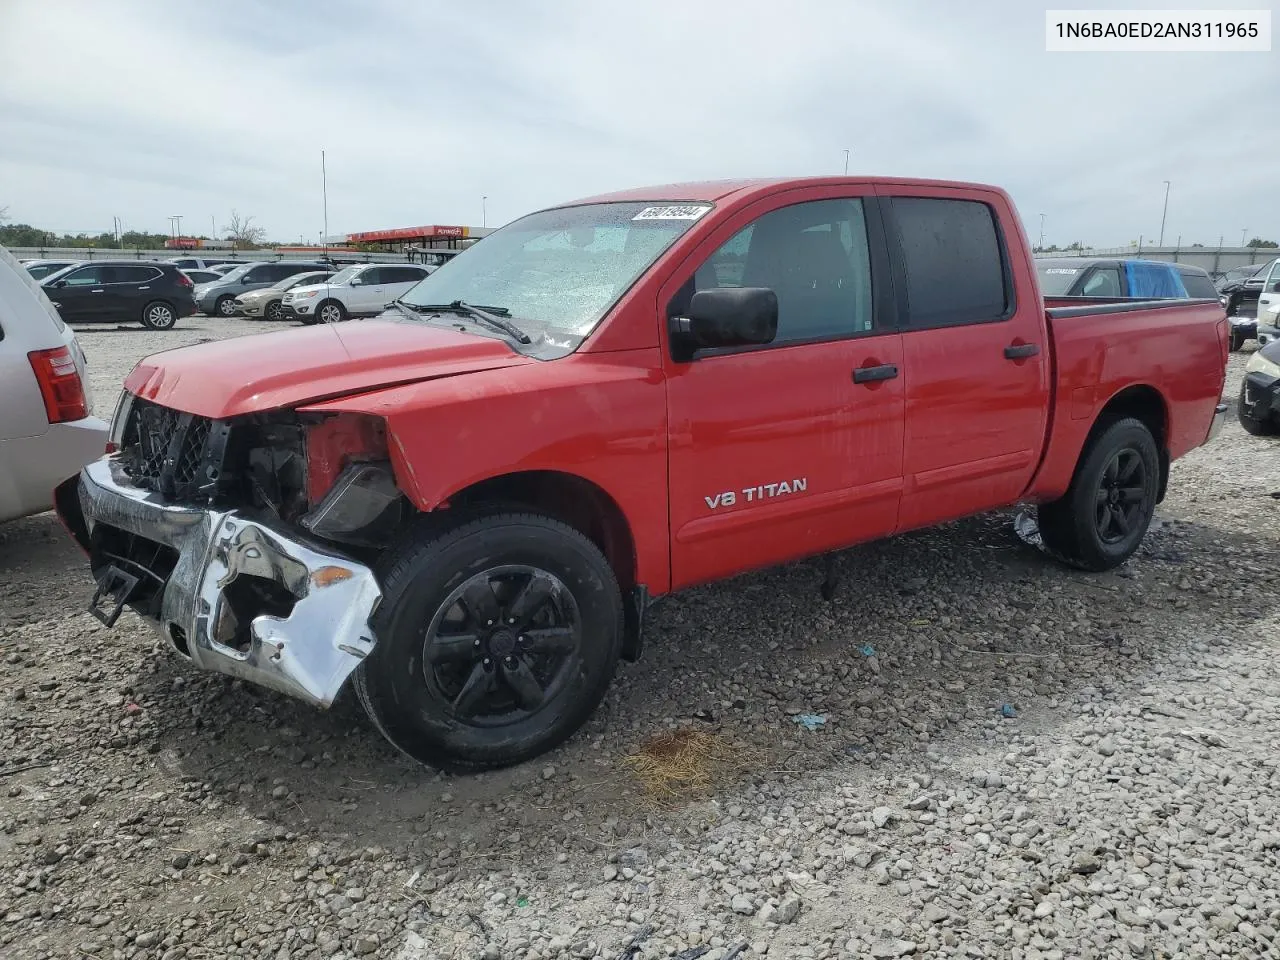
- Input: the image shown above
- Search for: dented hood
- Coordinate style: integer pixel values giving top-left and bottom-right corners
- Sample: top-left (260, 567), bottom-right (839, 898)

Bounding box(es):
top-left (124, 319), bottom-right (533, 419)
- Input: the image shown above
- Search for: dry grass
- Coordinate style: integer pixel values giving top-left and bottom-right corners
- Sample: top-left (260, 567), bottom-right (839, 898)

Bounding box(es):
top-left (622, 729), bottom-right (744, 805)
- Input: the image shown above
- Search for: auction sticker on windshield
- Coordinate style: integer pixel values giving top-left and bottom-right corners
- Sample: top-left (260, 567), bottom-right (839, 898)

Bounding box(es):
top-left (632, 204), bottom-right (711, 221)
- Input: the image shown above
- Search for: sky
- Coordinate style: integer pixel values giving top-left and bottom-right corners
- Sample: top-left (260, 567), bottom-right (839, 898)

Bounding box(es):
top-left (0, 0), bottom-right (1276, 249)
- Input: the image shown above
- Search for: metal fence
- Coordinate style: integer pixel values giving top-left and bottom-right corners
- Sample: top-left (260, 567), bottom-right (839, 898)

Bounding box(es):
top-left (6, 246), bottom-right (411, 263)
top-left (1033, 245), bottom-right (1277, 274)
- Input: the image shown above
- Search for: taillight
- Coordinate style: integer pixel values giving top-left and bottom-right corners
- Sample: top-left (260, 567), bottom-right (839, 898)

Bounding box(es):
top-left (177, 273), bottom-right (194, 288)
top-left (28, 346), bottom-right (89, 423)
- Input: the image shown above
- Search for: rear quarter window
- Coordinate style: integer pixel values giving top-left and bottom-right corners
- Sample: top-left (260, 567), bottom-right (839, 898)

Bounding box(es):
top-left (1179, 272), bottom-right (1217, 298)
top-left (890, 197), bottom-right (1009, 326)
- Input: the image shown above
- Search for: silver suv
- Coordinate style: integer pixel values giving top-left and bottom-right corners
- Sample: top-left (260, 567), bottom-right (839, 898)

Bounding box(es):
top-left (193, 261), bottom-right (333, 317)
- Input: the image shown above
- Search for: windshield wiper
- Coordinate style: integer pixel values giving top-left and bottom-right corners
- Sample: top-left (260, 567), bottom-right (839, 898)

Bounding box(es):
top-left (414, 300), bottom-right (532, 344)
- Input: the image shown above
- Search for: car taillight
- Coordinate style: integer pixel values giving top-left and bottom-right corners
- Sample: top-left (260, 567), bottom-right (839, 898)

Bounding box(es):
top-left (28, 346), bottom-right (89, 423)
top-left (177, 273), bottom-right (194, 288)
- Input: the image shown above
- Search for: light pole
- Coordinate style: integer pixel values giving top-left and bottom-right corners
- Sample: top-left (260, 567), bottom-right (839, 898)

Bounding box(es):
top-left (322, 150), bottom-right (329, 258)
top-left (1241, 228), bottom-right (1248, 247)
top-left (173, 215), bottom-right (182, 238)
top-left (842, 149), bottom-right (850, 175)
top-left (482, 195), bottom-right (487, 228)
top-left (1158, 181), bottom-right (1170, 246)
top-left (1038, 213), bottom-right (1046, 250)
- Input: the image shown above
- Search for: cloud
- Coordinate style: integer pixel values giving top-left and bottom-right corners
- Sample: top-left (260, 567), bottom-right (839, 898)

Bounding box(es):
top-left (0, 0), bottom-right (1276, 247)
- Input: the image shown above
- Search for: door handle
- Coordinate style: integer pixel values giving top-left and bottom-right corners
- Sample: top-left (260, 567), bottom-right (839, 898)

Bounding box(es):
top-left (852, 363), bottom-right (899, 384)
top-left (1004, 343), bottom-right (1040, 360)
top-left (90, 288), bottom-right (105, 293)
top-left (138, 286), bottom-right (150, 290)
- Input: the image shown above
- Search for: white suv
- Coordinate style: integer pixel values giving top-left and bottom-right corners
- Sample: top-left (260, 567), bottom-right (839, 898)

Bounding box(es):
top-left (282, 263), bottom-right (431, 325)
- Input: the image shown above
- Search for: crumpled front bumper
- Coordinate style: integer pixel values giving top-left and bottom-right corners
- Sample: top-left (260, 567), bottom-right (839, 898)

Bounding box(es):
top-left (58, 457), bottom-right (382, 707)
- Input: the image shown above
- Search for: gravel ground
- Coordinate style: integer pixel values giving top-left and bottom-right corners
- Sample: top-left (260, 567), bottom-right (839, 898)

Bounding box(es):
top-left (2, 319), bottom-right (1278, 960)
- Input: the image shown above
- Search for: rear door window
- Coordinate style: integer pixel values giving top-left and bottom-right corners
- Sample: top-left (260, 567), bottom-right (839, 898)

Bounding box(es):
top-left (1081, 267), bottom-right (1122, 297)
top-left (113, 266), bottom-right (162, 284)
top-left (889, 197), bottom-right (1009, 326)
top-left (1178, 271), bottom-right (1217, 298)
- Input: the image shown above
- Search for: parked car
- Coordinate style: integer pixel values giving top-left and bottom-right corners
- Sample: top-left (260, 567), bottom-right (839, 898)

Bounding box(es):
top-left (24, 259), bottom-right (82, 281)
top-left (209, 263), bottom-right (243, 275)
top-left (0, 245), bottom-right (108, 522)
top-left (1171, 263), bottom-right (1218, 299)
top-left (165, 256), bottom-right (241, 271)
top-left (194, 261), bottom-right (333, 317)
top-left (1216, 259), bottom-right (1276, 348)
top-left (41, 260), bottom-right (195, 329)
top-left (236, 270), bottom-right (334, 320)
top-left (1035, 257), bottom-right (1199, 299)
top-left (1254, 259), bottom-right (1280, 347)
top-left (1238, 338), bottom-right (1280, 435)
top-left (181, 269), bottom-right (224, 286)
top-left (281, 263), bottom-right (431, 324)
top-left (56, 177), bottom-right (1228, 771)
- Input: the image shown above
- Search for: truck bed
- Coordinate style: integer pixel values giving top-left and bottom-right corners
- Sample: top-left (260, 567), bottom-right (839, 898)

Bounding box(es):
top-left (1027, 296), bottom-right (1228, 502)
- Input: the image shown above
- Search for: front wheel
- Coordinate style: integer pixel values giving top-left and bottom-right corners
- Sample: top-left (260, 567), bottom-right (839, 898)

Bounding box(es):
top-left (264, 299), bottom-right (284, 321)
top-left (1036, 417), bottom-right (1160, 571)
top-left (353, 512), bottom-right (623, 771)
top-left (140, 300), bottom-right (177, 330)
top-left (317, 299), bottom-right (347, 324)
top-left (215, 295), bottom-right (238, 317)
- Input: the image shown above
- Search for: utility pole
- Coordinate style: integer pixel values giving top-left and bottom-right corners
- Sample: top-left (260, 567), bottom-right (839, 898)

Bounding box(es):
top-left (1241, 228), bottom-right (1248, 247)
top-left (1158, 181), bottom-right (1170, 246)
top-left (173, 215), bottom-right (182, 238)
top-left (843, 149), bottom-right (850, 175)
top-left (211, 215), bottom-right (217, 240)
top-left (322, 150), bottom-right (329, 259)
top-left (1038, 213), bottom-right (1046, 250)
top-left (482, 195), bottom-right (487, 228)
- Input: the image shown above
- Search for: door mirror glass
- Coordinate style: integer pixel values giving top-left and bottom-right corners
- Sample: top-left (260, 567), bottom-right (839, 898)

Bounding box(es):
top-left (672, 287), bottom-right (778, 352)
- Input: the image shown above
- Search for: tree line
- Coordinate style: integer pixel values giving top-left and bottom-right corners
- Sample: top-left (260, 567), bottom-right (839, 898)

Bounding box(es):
top-left (0, 206), bottom-right (271, 249)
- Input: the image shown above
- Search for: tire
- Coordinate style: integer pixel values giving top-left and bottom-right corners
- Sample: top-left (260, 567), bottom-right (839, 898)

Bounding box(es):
top-left (1238, 381), bottom-right (1278, 436)
top-left (1036, 417), bottom-right (1160, 572)
top-left (353, 511), bottom-right (623, 771)
top-left (215, 295), bottom-right (238, 318)
top-left (317, 299), bottom-right (347, 324)
top-left (1229, 329), bottom-right (1246, 352)
top-left (265, 299), bottom-right (283, 321)
top-left (140, 300), bottom-right (177, 330)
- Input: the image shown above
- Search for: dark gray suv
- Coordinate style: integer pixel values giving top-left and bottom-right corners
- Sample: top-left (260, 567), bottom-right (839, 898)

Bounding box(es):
top-left (193, 261), bottom-right (333, 317)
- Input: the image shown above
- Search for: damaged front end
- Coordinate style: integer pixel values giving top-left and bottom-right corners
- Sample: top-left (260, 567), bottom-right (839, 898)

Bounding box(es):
top-left (56, 394), bottom-right (402, 707)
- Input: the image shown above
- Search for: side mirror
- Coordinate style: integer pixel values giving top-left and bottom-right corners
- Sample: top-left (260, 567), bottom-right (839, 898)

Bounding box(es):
top-left (49, 279), bottom-right (67, 289)
top-left (349, 276), bottom-right (364, 286)
top-left (1271, 281), bottom-right (1280, 293)
top-left (671, 287), bottom-right (778, 356)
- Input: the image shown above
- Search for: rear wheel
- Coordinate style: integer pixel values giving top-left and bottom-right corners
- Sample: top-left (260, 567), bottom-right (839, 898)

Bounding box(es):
top-left (265, 299), bottom-right (284, 321)
top-left (317, 299), bottom-right (347, 324)
top-left (1037, 417), bottom-right (1160, 571)
top-left (1238, 381), bottom-right (1278, 436)
top-left (140, 300), bottom-right (177, 330)
top-left (354, 512), bottom-right (623, 771)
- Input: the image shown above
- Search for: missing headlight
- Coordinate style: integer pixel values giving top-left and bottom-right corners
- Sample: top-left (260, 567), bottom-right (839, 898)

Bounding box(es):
top-left (300, 461), bottom-right (402, 543)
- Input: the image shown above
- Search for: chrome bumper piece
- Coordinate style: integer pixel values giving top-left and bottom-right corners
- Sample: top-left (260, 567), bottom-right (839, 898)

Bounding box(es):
top-left (75, 457), bottom-right (381, 707)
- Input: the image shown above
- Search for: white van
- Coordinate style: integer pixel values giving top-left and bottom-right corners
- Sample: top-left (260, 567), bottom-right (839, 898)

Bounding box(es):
top-left (0, 244), bottom-right (110, 522)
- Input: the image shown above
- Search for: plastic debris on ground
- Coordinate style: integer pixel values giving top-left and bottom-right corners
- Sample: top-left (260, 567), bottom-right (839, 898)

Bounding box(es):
top-left (793, 713), bottom-right (827, 731)
top-left (859, 644), bottom-right (876, 657)
top-left (1000, 703), bottom-right (1018, 718)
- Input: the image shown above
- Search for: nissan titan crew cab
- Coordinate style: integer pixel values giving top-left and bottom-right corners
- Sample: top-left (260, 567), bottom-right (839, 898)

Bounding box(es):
top-left (56, 177), bottom-right (1231, 771)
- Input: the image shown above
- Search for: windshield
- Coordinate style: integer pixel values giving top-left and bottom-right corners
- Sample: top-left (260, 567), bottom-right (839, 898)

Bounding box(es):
top-left (1036, 263), bottom-right (1083, 295)
top-left (216, 264), bottom-right (251, 283)
top-left (323, 266), bottom-right (360, 285)
top-left (398, 201), bottom-right (711, 352)
top-left (27, 262), bottom-right (75, 281)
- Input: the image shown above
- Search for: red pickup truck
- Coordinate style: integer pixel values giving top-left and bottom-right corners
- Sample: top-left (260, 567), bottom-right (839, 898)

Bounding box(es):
top-left (57, 177), bottom-right (1229, 771)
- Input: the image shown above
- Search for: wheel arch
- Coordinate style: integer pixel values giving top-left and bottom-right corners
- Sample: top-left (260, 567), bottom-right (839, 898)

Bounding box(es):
top-left (1089, 383), bottom-right (1170, 501)
top-left (437, 469), bottom-right (643, 658)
